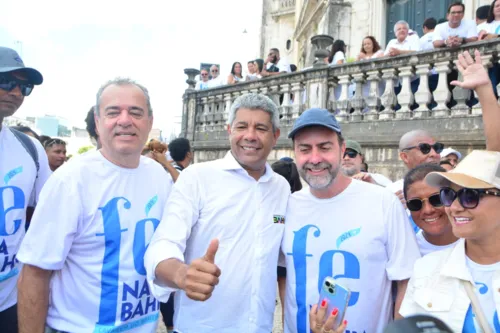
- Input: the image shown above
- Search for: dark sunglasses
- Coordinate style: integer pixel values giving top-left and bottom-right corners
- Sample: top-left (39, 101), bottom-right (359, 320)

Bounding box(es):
top-left (211, 69), bottom-right (218, 73)
top-left (440, 187), bottom-right (500, 209)
top-left (402, 142), bottom-right (444, 155)
top-left (343, 150), bottom-right (358, 159)
top-left (43, 138), bottom-right (66, 148)
top-left (0, 76), bottom-right (34, 96)
top-left (407, 194), bottom-right (443, 212)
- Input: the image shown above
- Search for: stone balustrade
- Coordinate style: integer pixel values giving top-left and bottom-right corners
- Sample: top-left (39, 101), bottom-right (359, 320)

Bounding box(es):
top-left (181, 40), bottom-right (498, 179)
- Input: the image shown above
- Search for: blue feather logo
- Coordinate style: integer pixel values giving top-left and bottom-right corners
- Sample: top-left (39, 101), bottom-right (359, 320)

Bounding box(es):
top-left (4, 167), bottom-right (23, 185)
top-left (336, 227), bottom-right (361, 249)
top-left (145, 195), bottom-right (158, 217)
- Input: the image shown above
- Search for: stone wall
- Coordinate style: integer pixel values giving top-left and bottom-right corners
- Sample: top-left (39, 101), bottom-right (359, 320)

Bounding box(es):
top-left (192, 114), bottom-right (486, 182)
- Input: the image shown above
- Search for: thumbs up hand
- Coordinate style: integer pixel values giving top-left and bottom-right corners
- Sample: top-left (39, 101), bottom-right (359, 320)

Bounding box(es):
top-left (183, 239), bottom-right (221, 301)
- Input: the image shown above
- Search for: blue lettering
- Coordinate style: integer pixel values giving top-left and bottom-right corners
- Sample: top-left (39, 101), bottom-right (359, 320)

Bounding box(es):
top-left (96, 197), bottom-right (130, 326)
top-left (144, 297), bottom-right (158, 314)
top-left (138, 279), bottom-right (150, 298)
top-left (1, 254), bottom-right (17, 272)
top-left (131, 301), bottom-right (144, 319)
top-left (494, 311), bottom-right (499, 332)
top-left (122, 281), bottom-right (139, 302)
top-left (0, 186), bottom-right (25, 236)
top-left (289, 224), bottom-right (320, 333)
top-left (0, 240), bottom-right (7, 255)
top-left (133, 218), bottom-right (160, 275)
top-left (318, 250), bottom-right (360, 306)
top-left (120, 302), bottom-right (133, 322)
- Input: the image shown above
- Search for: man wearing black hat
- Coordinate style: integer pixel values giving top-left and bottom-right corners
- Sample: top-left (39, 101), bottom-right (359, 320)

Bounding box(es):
top-left (280, 108), bottom-right (421, 333)
top-left (0, 46), bottom-right (50, 333)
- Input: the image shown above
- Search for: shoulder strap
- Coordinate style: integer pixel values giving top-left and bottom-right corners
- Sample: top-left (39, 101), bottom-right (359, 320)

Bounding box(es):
top-left (10, 128), bottom-right (40, 175)
top-left (462, 280), bottom-right (493, 333)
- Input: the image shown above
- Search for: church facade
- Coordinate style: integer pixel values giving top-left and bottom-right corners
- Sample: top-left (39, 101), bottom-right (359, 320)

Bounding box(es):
top-left (260, 0), bottom-right (490, 68)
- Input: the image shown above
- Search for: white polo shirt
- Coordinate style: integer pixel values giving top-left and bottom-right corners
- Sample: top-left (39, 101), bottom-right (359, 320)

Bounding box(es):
top-left (384, 37), bottom-right (421, 55)
top-left (145, 151), bottom-right (290, 333)
top-left (433, 20), bottom-right (478, 42)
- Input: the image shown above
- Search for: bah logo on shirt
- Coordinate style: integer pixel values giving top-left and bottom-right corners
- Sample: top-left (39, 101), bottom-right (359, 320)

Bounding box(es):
top-left (273, 215), bottom-right (285, 224)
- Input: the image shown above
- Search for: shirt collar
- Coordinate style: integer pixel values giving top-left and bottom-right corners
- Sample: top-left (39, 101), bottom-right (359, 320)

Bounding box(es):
top-left (220, 151), bottom-right (274, 183)
top-left (439, 238), bottom-right (474, 283)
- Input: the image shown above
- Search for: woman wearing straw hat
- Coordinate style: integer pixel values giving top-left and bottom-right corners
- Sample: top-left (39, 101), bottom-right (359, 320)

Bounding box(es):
top-left (399, 150), bottom-right (500, 332)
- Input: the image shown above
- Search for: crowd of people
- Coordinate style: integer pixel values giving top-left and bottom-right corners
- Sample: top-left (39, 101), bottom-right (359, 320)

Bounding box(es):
top-left (2, 2), bottom-right (500, 333)
top-left (196, 1), bottom-right (500, 111)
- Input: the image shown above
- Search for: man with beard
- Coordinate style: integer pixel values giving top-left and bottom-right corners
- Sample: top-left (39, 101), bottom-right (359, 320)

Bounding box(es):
top-left (341, 139), bottom-right (392, 187)
top-left (262, 48), bottom-right (291, 77)
top-left (280, 108), bottom-right (420, 333)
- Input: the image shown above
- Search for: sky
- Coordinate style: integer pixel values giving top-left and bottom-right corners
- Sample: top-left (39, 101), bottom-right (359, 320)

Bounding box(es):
top-left (0, 0), bottom-right (262, 138)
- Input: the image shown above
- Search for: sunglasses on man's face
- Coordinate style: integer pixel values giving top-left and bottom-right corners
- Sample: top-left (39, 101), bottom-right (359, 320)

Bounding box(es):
top-left (402, 142), bottom-right (444, 155)
top-left (0, 76), bottom-right (34, 96)
top-left (343, 150), bottom-right (359, 159)
top-left (407, 194), bottom-right (443, 212)
top-left (440, 187), bottom-right (500, 209)
top-left (211, 69), bottom-right (218, 73)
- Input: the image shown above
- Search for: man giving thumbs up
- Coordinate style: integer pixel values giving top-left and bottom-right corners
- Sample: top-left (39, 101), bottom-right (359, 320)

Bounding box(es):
top-left (144, 94), bottom-right (290, 333)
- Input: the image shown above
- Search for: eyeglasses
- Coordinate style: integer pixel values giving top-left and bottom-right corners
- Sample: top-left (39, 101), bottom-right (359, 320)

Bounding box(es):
top-left (211, 69), bottom-right (218, 73)
top-left (0, 76), bottom-right (34, 96)
top-left (343, 150), bottom-right (359, 159)
top-left (450, 11), bottom-right (464, 15)
top-left (440, 187), bottom-right (500, 209)
top-left (407, 194), bottom-right (443, 212)
top-left (402, 142), bottom-right (444, 155)
top-left (43, 138), bottom-right (66, 148)
top-left (201, 74), bottom-right (208, 76)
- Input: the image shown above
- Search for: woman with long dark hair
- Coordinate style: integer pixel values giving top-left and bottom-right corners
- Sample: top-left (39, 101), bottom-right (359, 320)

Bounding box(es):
top-left (479, 0), bottom-right (500, 39)
top-left (227, 62), bottom-right (244, 84)
top-left (327, 40), bottom-right (346, 65)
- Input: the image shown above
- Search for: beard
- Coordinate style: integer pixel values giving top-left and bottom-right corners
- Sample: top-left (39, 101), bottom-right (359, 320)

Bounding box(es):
top-left (341, 165), bottom-right (358, 177)
top-left (299, 161), bottom-right (340, 190)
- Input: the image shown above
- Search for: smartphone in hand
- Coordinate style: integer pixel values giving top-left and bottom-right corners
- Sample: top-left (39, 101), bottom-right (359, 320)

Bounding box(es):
top-left (317, 277), bottom-right (351, 329)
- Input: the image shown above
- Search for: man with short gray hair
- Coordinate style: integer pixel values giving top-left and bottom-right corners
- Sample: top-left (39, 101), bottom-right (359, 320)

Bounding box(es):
top-left (145, 93), bottom-right (290, 332)
top-left (385, 20), bottom-right (421, 57)
top-left (17, 78), bottom-right (173, 333)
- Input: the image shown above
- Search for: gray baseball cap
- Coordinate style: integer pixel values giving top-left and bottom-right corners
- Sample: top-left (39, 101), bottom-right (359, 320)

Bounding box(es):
top-left (0, 47), bottom-right (43, 85)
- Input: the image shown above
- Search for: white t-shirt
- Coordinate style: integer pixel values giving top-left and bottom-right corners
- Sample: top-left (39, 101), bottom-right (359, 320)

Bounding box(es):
top-left (483, 20), bottom-right (500, 35)
top-left (477, 21), bottom-right (490, 33)
top-left (415, 231), bottom-right (457, 256)
top-left (0, 126), bottom-right (51, 311)
top-left (420, 32), bottom-right (435, 51)
top-left (433, 20), bottom-right (478, 41)
top-left (17, 151), bottom-right (172, 332)
top-left (281, 180), bottom-right (421, 333)
top-left (330, 51), bottom-right (345, 65)
top-left (195, 80), bottom-right (209, 90)
top-left (463, 257), bottom-right (500, 331)
top-left (206, 75), bottom-right (225, 88)
top-left (370, 173), bottom-right (393, 187)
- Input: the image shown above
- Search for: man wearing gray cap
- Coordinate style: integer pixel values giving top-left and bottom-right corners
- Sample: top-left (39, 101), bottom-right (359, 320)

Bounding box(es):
top-left (280, 108), bottom-right (420, 333)
top-left (341, 139), bottom-right (393, 187)
top-left (0, 46), bottom-right (50, 333)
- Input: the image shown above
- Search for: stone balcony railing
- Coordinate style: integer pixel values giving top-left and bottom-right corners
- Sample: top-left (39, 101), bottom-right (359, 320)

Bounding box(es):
top-left (180, 40), bottom-right (498, 178)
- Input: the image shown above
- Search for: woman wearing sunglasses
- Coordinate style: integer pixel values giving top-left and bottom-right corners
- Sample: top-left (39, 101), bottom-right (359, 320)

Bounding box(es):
top-left (400, 150), bottom-right (500, 332)
top-left (403, 164), bottom-right (458, 256)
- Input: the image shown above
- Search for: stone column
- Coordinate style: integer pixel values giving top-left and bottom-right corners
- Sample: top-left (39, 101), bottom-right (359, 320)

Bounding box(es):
top-left (472, 54), bottom-right (493, 115)
top-left (380, 68), bottom-right (398, 120)
top-left (280, 83), bottom-right (292, 125)
top-left (336, 74), bottom-right (351, 122)
top-left (327, 78), bottom-right (338, 113)
top-left (201, 96), bottom-right (209, 132)
top-left (413, 64), bottom-right (432, 118)
top-left (364, 70), bottom-right (382, 120)
top-left (269, 85), bottom-right (281, 106)
top-left (396, 65), bottom-right (415, 119)
top-left (214, 94), bottom-right (224, 131)
top-left (432, 60), bottom-right (452, 117)
top-left (291, 82), bottom-right (303, 121)
top-left (223, 93), bottom-right (232, 128)
top-left (350, 73), bottom-right (366, 121)
top-left (451, 70), bottom-right (471, 117)
top-left (307, 78), bottom-right (329, 109)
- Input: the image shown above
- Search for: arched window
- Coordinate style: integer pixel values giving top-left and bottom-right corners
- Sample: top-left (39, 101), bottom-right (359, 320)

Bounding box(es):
top-left (386, 0), bottom-right (455, 42)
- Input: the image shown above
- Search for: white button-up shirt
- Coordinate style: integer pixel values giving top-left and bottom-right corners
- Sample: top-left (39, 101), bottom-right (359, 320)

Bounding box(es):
top-left (400, 238), bottom-right (500, 332)
top-left (384, 36), bottom-right (421, 56)
top-left (145, 151), bottom-right (290, 333)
